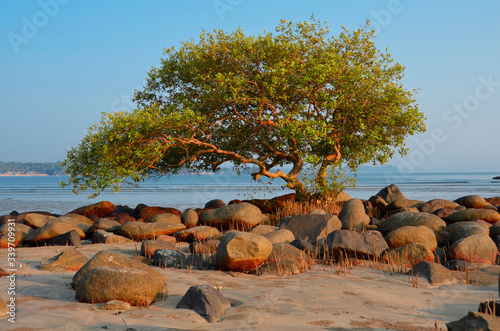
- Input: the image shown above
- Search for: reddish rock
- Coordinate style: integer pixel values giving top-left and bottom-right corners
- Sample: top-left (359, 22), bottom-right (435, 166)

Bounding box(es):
top-left (215, 232), bottom-right (272, 272)
top-left (384, 225), bottom-right (437, 252)
top-left (446, 234), bottom-right (498, 264)
top-left (115, 222), bottom-right (185, 240)
top-left (114, 214), bottom-right (137, 224)
top-left (155, 235), bottom-right (177, 243)
top-left (382, 243), bottom-right (435, 266)
top-left (140, 239), bottom-right (178, 258)
top-left (421, 199), bottom-right (460, 214)
top-left (38, 248), bottom-right (89, 272)
top-left (139, 207), bottom-right (181, 222)
top-left (445, 209), bottom-right (500, 225)
top-left (24, 217), bottom-right (86, 245)
top-left (0, 223), bottom-right (33, 248)
top-left (433, 208), bottom-right (456, 219)
top-left (69, 201), bottom-right (116, 217)
top-left (149, 213), bottom-right (182, 224)
top-left (174, 226), bottom-right (220, 243)
top-left (199, 203), bottom-right (264, 230)
top-left (454, 195), bottom-right (488, 209)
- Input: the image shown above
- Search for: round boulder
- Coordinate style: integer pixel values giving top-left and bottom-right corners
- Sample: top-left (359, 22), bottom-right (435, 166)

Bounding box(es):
top-left (24, 217), bottom-right (86, 245)
top-left (140, 240), bottom-right (178, 258)
top-left (181, 209), bottom-right (199, 228)
top-left (263, 229), bottom-right (295, 244)
top-left (382, 243), bottom-right (435, 266)
top-left (446, 234), bottom-right (498, 264)
top-left (384, 225), bottom-right (437, 252)
top-left (454, 195), bottom-right (488, 209)
top-left (215, 232), bottom-right (272, 272)
top-left (115, 222), bottom-right (185, 240)
top-left (338, 198), bottom-right (370, 231)
top-left (199, 203), bottom-right (264, 230)
top-left (445, 209), bottom-right (500, 225)
top-left (149, 213), bottom-right (182, 224)
top-left (174, 226), bottom-right (220, 243)
top-left (251, 225), bottom-right (277, 236)
top-left (378, 212), bottom-right (446, 235)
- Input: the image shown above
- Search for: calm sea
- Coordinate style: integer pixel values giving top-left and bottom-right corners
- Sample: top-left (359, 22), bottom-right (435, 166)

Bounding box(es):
top-left (0, 172), bottom-right (499, 215)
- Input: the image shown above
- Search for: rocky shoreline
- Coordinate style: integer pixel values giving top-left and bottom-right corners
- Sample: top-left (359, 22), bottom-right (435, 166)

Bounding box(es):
top-left (1, 184), bottom-right (500, 330)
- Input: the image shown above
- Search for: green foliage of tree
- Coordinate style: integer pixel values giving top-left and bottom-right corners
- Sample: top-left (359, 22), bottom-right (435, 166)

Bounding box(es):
top-left (62, 18), bottom-right (426, 199)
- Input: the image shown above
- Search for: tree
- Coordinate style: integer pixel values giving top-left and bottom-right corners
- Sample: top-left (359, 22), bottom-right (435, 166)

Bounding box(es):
top-left (62, 18), bottom-right (426, 199)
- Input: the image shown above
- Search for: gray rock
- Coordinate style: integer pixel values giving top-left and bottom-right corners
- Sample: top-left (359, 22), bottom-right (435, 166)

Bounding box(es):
top-left (279, 214), bottom-right (341, 245)
top-left (408, 261), bottom-right (459, 286)
top-left (140, 240), bottom-right (177, 258)
top-left (199, 203), bottom-right (263, 230)
top-left (326, 230), bottom-right (388, 259)
top-left (176, 285), bottom-right (231, 323)
top-left (181, 208), bottom-right (199, 228)
top-left (149, 213), bottom-right (182, 224)
top-left (374, 184), bottom-right (406, 204)
top-left (100, 300), bottom-right (131, 311)
top-left (204, 199), bottom-right (226, 209)
top-left (446, 311), bottom-right (500, 331)
top-left (446, 209), bottom-right (500, 225)
top-left (115, 222), bottom-right (185, 240)
top-left (153, 249), bottom-right (186, 268)
top-left (183, 254), bottom-right (208, 270)
top-left (338, 198), bottom-right (370, 231)
top-left (377, 212), bottom-right (446, 235)
top-left (47, 230), bottom-right (81, 246)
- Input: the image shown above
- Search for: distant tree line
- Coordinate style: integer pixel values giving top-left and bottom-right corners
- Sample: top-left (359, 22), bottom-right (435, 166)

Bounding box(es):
top-left (0, 161), bottom-right (65, 175)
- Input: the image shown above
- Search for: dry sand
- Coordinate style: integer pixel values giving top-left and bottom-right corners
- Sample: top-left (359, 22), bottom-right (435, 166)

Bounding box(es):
top-left (1, 242), bottom-right (498, 330)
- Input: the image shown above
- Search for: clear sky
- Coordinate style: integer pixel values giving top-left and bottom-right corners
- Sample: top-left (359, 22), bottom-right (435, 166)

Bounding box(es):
top-left (1, 0), bottom-right (499, 173)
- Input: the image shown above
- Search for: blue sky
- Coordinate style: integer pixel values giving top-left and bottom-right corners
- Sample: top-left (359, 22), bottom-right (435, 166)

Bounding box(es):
top-left (1, 0), bottom-right (499, 173)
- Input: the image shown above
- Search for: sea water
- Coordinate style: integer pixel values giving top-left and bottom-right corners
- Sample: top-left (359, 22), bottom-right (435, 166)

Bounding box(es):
top-left (0, 172), bottom-right (499, 215)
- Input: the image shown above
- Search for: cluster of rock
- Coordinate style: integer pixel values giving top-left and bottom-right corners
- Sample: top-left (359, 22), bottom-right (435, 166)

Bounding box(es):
top-left (2, 184), bottom-right (500, 324)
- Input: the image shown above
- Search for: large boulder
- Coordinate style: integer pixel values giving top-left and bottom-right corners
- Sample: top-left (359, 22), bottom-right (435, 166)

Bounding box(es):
top-left (408, 261), bottom-right (459, 286)
top-left (377, 212), bottom-right (446, 235)
top-left (176, 285), bottom-right (231, 323)
top-left (374, 184), bottom-right (406, 204)
top-left (138, 206), bottom-right (181, 222)
top-left (38, 248), bottom-right (89, 272)
top-left (384, 225), bottom-right (437, 252)
top-left (445, 209), bottom-right (500, 225)
top-left (454, 195), bottom-right (488, 209)
top-left (140, 240), bottom-right (177, 258)
top-left (75, 266), bottom-right (165, 305)
top-left (24, 217), bottom-right (86, 245)
top-left (263, 229), bottom-right (295, 244)
top-left (181, 209), bottom-right (199, 228)
top-left (259, 243), bottom-right (314, 274)
top-left (72, 251), bottom-right (164, 289)
top-left (90, 218), bottom-right (121, 233)
top-left (149, 213), bottom-right (182, 224)
top-left (420, 199), bottom-right (460, 214)
top-left (278, 214), bottom-right (341, 245)
top-left (69, 201), bottom-right (116, 217)
top-left (338, 198), bottom-right (370, 231)
top-left (115, 222), bottom-right (185, 240)
top-left (20, 213), bottom-right (55, 228)
top-left (47, 230), bottom-right (82, 246)
top-left (215, 231), bottom-right (272, 272)
top-left (0, 223), bottom-right (33, 248)
top-left (174, 226), bottom-right (220, 243)
top-left (449, 222), bottom-right (489, 242)
top-left (204, 199), bottom-right (226, 209)
top-left (251, 225), bottom-right (277, 236)
top-left (326, 230), bottom-right (388, 259)
top-left (447, 311), bottom-right (500, 331)
top-left (199, 203), bottom-right (263, 230)
top-left (382, 243), bottom-right (434, 266)
top-left (446, 234), bottom-right (498, 264)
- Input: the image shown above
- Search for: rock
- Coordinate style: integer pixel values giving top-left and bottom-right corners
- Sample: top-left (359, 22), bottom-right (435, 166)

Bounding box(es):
top-left (47, 230), bottom-right (82, 246)
top-left (326, 230), bottom-right (389, 259)
top-left (387, 199), bottom-right (425, 212)
top-left (65, 213), bottom-right (94, 226)
top-left (90, 218), bottom-right (122, 233)
top-left (155, 235), bottom-right (177, 243)
top-left (114, 214), bottom-right (137, 224)
top-left (181, 209), bottom-right (199, 228)
top-left (368, 195), bottom-right (389, 210)
top-left (434, 228), bottom-right (453, 246)
top-left (138, 206), bottom-right (181, 222)
top-left (176, 285), bottom-right (231, 323)
top-left (338, 198), bottom-right (370, 231)
top-left (91, 230), bottom-right (133, 244)
top-left (204, 199), bottom-right (226, 209)
top-left (199, 203), bottom-right (264, 230)
top-left (377, 212), bottom-right (446, 235)
top-left (374, 184), bottom-right (406, 204)
top-left (263, 229), bottom-right (295, 244)
top-left (69, 201), bottom-right (116, 217)
top-left (153, 249), bottom-right (186, 268)
top-left (149, 213), bottom-right (182, 224)
top-left (183, 254), bottom-right (208, 270)
top-left (278, 214), bottom-right (342, 245)
top-left (446, 234), bottom-right (498, 264)
top-left (72, 250), bottom-right (164, 289)
top-left (0, 222), bottom-right (33, 248)
top-left (433, 208), bottom-right (457, 219)
top-left (421, 199), bottom-right (460, 214)
top-left (24, 217), bottom-right (86, 245)
top-left (215, 231), bottom-right (272, 272)
top-left (446, 209), bottom-right (500, 225)
top-left (450, 222), bottom-right (490, 242)
top-left (251, 225), bottom-right (277, 236)
top-left (382, 243), bottom-right (434, 266)
top-left (75, 266), bottom-right (166, 305)
top-left (20, 213), bottom-right (55, 228)
top-left (408, 261), bottom-right (459, 286)
top-left (140, 240), bottom-right (177, 258)
top-left (454, 195), bottom-right (488, 209)
top-left (38, 248), bottom-right (89, 272)
top-left (101, 300), bottom-right (131, 311)
top-left (190, 240), bottom-right (220, 255)
top-left (384, 225), bottom-right (437, 252)
top-left (174, 226), bottom-right (220, 243)
top-left (336, 191), bottom-right (352, 203)
top-left (446, 311), bottom-right (500, 331)
top-left (443, 260), bottom-right (476, 271)
top-left (478, 301), bottom-right (500, 316)
top-left (263, 243), bottom-right (314, 273)
top-left (290, 239), bottom-right (317, 256)
top-left (115, 222), bottom-right (185, 240)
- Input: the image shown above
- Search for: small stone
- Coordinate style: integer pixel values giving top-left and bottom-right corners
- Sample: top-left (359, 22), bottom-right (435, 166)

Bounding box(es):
top-left (101, 300), bottom-right (131, 311)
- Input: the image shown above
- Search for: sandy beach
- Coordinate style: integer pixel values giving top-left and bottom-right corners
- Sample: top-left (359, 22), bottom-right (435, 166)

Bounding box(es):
top-left (1, 242), bottom-right (498, 330)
